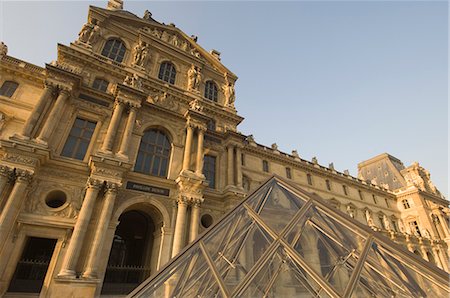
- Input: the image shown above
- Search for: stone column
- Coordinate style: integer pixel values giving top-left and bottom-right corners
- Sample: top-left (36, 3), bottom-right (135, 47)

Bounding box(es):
top-left (235, 146), bottom-right (243, 188)
top-left (437, 213), bottom-right (449, 238)
top-left (101, 99), bottom-right (125, 153)
top-left (36, 89), bottom-right (70, 144)
top-left (182, 125), bottom-right (194, 171)
top-left (82, 182), bottom-right (119, 278)
top-left (118, 104), bottom-right (138, 157)
top-left (21, 83), bottom-right (55, 139)
top-left (0, 165), bottom-right (13, 200)
top-left (58, 178), bottom-right (103, 278)
top-left (0, 169), bottom-right (32, 246)
top-left (227, 145), bottom-right (234, 186)
top-left (171, 197), bottom-right (188, 257)
top-left (195, 128), bottom-right (205, 175)
top-left (189, 199), bottom-right (201, 242)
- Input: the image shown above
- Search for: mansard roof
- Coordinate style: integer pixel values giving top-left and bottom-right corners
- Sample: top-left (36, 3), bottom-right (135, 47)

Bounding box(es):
top-left (129, 176), bottom-right (449, 298)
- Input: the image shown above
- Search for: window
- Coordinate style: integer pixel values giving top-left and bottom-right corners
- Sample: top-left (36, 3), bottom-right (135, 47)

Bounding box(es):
top-left (402, 199), bottom-right (411, 209)
top-left (378, 214), bottom-right (385, 229)
top-left (158, 62), bottom-right (176, 84)
top-left (372, 194), bottom-right (377, 204)
top-left (207, 119), bottom-right (216, 131)
top-left (325, 179), bottom-right (331, 191)
top-left (358, 190), bottom-right (364, 200)
top-left (409, 220), bottom-right (422, 237)
top-left (385, 198), bottom-right (390, 208)
top-left (307, 173), bottom-right (313, 185)
top-left (61, 118), bottom-right (96, 160)
top-left (286, 167), bottom-right (292, 179)
top-left (204, 81), bottom-right (218, 102)
top-left (342, 185), bottom-right (348, 196)
top-left (241, 153), bottom-right (245, 166)
top-left (135, 129), bottom-right (171, 177)
top-left (262, 160), bottom-right (269, 172)
top-left (92, 78), bottom-right (109, 92)
top-left (101, 39), bottom-right (126, 63)
top-left (0, 81), bottom-right (19, 97)
top-left (203, 155), bottom-right (216, 188)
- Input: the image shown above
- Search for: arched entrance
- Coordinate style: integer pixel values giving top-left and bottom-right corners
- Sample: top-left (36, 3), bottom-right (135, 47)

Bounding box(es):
top-left (101, 210), bottom-right (155, 295)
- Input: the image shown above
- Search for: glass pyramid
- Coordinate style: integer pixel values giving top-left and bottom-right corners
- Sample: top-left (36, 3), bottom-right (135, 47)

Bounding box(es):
top-left (129, 177), bottom-right (450, 298)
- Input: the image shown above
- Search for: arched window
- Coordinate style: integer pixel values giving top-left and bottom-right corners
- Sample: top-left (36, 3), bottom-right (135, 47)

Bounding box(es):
top-left (204, 81), bottom-right (218, 101)
top-left (0, 81), bottom-right (19, 97)
top-left (135, 129), bottom-right (171, 177)
top-left (158, 62), bottom-right (176, 84)
top-left (101, 39), bottom-right (126, 63)
top-left (92, 78), bottom-right (109, 92)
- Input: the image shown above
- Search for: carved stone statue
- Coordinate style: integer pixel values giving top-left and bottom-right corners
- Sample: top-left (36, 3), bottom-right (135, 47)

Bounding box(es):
top-left (365, 210), bottom-right (375, 227)
top-left (398, 219), bottom-right (405, 233)
top-left (189, 99), bottom-right (203, 112)
top-left (143, 10), bottom-right (152, 20)
top-left (187, 65), bottom-right (201, 92)
top-left (292, 150), bottom-right (300, 158)
top-left (0, 41), bottom-right (7, 56)
top-left (124, 73), bottom-right (142, 90)
top-left (222, 73), bottom-right (235, 108)
top-left (312, 157), bottom-right (318, 164)
top-left (346, 205), bottom-right (355, 219)
top-left (383, 215), bottom-right (392, 231)
top-left (132, 41), bottom-right (149, 67)
top-left (271, 143), bottom-right (278, 151)
top-left (78, 19), bottom-right (101, 46)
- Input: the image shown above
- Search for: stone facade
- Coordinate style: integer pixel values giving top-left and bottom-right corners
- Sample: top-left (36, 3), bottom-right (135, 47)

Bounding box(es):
top-left (0, 2), bottom-right (448, 297)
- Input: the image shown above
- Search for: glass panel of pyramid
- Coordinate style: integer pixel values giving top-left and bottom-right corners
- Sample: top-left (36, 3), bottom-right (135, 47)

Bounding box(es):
top-left (128, 177), bottom-right (450, 298)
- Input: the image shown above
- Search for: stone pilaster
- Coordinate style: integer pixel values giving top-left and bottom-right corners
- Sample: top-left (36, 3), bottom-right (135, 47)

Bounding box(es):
top-left (82, 181), bottom-right (120, 278)
top-left (20, 82), bottom-right (56, 139)
top-left (0, 169), bottom-right (33, 246)
top-left (235, 146), bottom-right (243, 188)
top-left (189, 198), bottom-right (202, 242)
top-left (195, 128), bottom-right (205, 175)
top-left (171, 196), bottom-right (188, 257)
top-left (181, 124), bottom-right (194, 172)
top-left (0, 165), bottom-right (14, 201)
top-left (36, 88), bottom-right (71, 144)
top-left (226, 145), bottom-right (234, 187)
top-left (58, 178), bottom-right (103, 278)
top-left (101, 99), bottom-right (125, 153)
top-left (117, 103), bottom-right (139, 157)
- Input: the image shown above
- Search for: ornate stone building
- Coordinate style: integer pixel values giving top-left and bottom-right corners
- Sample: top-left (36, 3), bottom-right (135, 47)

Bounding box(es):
top-left (0, 1), bottom-right (448, 297)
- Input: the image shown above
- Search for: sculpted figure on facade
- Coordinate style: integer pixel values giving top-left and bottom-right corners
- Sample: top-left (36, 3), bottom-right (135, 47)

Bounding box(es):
top-left (78, 19), bottom-right (101, 46)
top-left (222, 73), bottom-right (235, 108)
top-left (189, 99), bottom-right (203, 112)
top-left (383, 215), bottom-right (392, 231)
top-left (143, 10), bottom-right (152, 20)
top-left (346, 205), bottom-right (355, 219)
top-left (132, 41), bottom-right (149, 67)
top-left (187, 65), bottom-right (201, 92)
top-left (124, 73), bottom-right (142, 90)
top-left (0, 41), bottom-right (7, 56)
top-left (365, 209), bottom-right (375, 227)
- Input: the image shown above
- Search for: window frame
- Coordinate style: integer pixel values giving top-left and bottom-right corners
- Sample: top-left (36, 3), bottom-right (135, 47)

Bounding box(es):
top-left (285, 167), bottom-right (292, 179)
top-left (158, 61), bottom-right (177, 85)
top-left (204, 80), bottom-right (218, 102)
top-left (0, 80), bottom-right (19, 98)
top-left (92, 78), bottom-right (109, 92)
top-left (134, 129), bottom-right (172, 178)
top-left (262, 160), bottom-right (269, 173)
top-left (101, 38), bottom-right (127, 63)
top-left (60, 117), bottom-right (97, 161)
top-left (203, 154), bottom-right (217, 189)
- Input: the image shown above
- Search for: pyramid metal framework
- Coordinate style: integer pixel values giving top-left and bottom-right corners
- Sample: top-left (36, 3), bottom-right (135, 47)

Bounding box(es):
top-left (129, 177), bottom-right (450, 298)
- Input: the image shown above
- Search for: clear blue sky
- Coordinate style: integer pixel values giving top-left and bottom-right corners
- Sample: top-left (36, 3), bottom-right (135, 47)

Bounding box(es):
top-left (1, 1), bottom-right (448, 197)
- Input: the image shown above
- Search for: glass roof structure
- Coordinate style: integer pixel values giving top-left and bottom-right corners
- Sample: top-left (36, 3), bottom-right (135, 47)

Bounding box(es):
top-left (129, 177), bottom-right (450, 298)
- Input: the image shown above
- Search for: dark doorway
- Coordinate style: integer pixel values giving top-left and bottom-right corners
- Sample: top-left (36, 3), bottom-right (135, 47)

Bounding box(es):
top-left (101, 210), bottom-right (155, 295)
top-left (8, 237), bottom-right (57, 293)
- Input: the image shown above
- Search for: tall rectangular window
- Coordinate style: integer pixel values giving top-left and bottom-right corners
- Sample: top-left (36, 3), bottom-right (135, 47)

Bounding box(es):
top-left (307, 173), bottom-right (313, 185)
top-left (402, 199), bottom-right (410, 209)
top-left (241, 153), bottom-right (245, 166)
top-left (61, 118), bottom-right (96, 160)
top-left (286, 167), bottom-right (292, 179)
top-left (326, 179), bottom-right (331, 191)
top-left (262, 160), bottom-right (269, 172)
top-left (358, 190), bottom-right (364, 200)
top-left (203, 155), bottom-right (216, 188)
top-left (342, 185), bottom-right (348, 196)
top-left (385, 198), bottom-right (390, 208)
top-left (372, 194), bottom-right (377, 204)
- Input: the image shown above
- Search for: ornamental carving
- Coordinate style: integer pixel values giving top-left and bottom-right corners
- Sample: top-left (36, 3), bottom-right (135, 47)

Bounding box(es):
top-left (143, 27), bottom-right (204, 61)
top-left (147, 91), bottom-right (181, 113)
top-left (77, 18), bottom-right (102, 47)
top-left (1, 153), bottom-right (37, 166)
top-left (93, 167), bottom-right (122, 178)
top-left (0, 41), bottom-right (7, 56)
top-left (132, 40), bottom-right (150, 68)
top-left (49, 60), bottom-right (82, 75)
top-left (187, 64), bottom-right (202, 92)
top-left (222, 73), bottom-right (235, 109)
top-left (86, 177), bottom-right (104, 189)
top-left (124, 74), bottom-right (143, 90)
